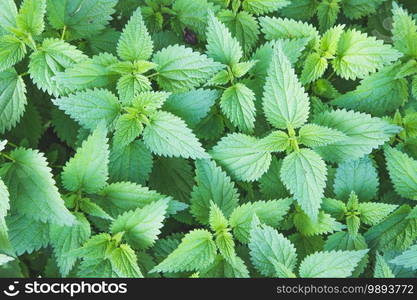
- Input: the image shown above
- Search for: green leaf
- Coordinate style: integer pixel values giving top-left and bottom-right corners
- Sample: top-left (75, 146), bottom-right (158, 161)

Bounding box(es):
top-left (392, 3), bottom-right (417, 58)
top-left (108, 243), bottom-right (143, 278)
top-left (151, 229), bottom-right (217, 273)
top-left (116, 74), bottom-right (152, 104)
top-left (333, 157), bottom-right (379, 201)
top-left (258, 131), bottom-right (290, 152)
top-left (0, 35), bottom-right (26, 72)
top-left (390, 244), bottom-right (417, 271)
top-left (317, 0), bottom-right (340, 32)
top-left (190, 159), bottom-right (239, 225)
top-left (16, 0), bottom-right (46, 36)
top-left (7, 214), bottom-right (50, 255)
top-left (162, 89), bottom-right (219, 128)
top-left (332, 29), bottom-right (402, 80)
top-left (319, 25), bottom-right (344, 59)
top-left (262, 43), bottom-right (310, 129)
top-left (62, 123), bottom-right (109, 194)
top-left (230, 198), bottom-right (293, 243)
top-left (53, 88), bottom-right (121, 130)
top-left (109, 141), bottom-right (153, 185)
top-left (0, 148), bottom-right (74, 225)
top-left (54, 53), bottom-right (119, 92)
top-left (117, 8), bottom-right (153, 62)
top-left (342, 0), bottom-right (386, 20)
top-left (46, 0), bottom-right (118, 39)
top-left (215, 231), bottom-right (236, 263)
top-left (50, 212), bottom-right (91, 277)
top-left (299, 249), bottom-right (368, 278)
top-left (359, 202), bottom-right (398, 226)
top-left (299, 124), bottom-right (346, 147)
top-left (111, 199), bottom-right (169, 250)
top-left (206, 12), bottom-right (242, 65)
top-left (29, 38), bottom-right (87, 96)
top-left (0, 179), bottom-right (9, 220)
top-left (260, 16), bottom-right (320, 49)
top-left (242, 0), bottom-right (289, 15)
top-left (218, 10), bottom-right (259, 54)
top-left (0, 69), bottom-right (27, 134)
top-left (113, 114), bottom-right (143, 148)
top-left (209, 202), bottom-right (229, 233)
top-left (300, 52), bottom-right (328, 84)
top-left (385, 146), bottom-right (417, 200)
top-left (249, 222), bottom-right (297, 277)
top-left (95, 182), bottom-right (166, 218)
top-left (153, 45), bottom-right (222, 92)
top-left (0, 0), bottom-right (17, 31)
top-left (374, 253), bottom-right (395, 278)
top-left (220, 83), bottom-right (256, 133)
top-left (79, 198), bottom-right (113, 221)
top-left (259, 157), bottom-right (290, 199)
top-left (281, 0), bottom-right (318, 21)
top-left (210, 133), bottom-right (272, 182)
top-left (280, 149), bottom-right (327, 220)
top-left (294, 210), bottom-right (344, 236)
top-left (331, 63), bottom-right (409, 116)
top-left (143, 111), bottom-right (207, 159)
top-left (313, 109), bottom-right (400, 163)
top-left (365, 205), bottom-right (417, 251)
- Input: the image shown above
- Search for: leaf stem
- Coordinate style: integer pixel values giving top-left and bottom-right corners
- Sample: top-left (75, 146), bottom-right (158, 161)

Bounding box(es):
top-left (61, 26), bottom-right (67, 40)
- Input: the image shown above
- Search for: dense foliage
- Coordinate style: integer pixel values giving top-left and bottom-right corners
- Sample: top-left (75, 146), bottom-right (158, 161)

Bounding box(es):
top-left (1, 0), bottom-right (417, 278)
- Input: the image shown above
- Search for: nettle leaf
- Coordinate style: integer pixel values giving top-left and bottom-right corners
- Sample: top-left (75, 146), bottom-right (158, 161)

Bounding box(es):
top-left (359, 202), bottom-right (398, 226)
top-left (62, 123), bottom-right (109, 194)
top-left (230, 198), bottom-right (293, 243)
top-left (0, 35), bottom-right (26, 72)
top-left (319, 25), bottom-right (344, 59)
top-left (242, 0), bottom-right (290, 15)
top-left (113, 114), bottom-right (143, 148)
top-left (109, 141), bottom-right (153, 185)
top-left (333, 157), bottom-right (379, 201)
top-left (152, 229), bottom-right (217, 273)
top-left (29, 38), bottom-right (87, 96)
top-left (111, 199), bottom-right (169, 250)
top-left (218, 10), bottom-right (259, 54)
top-left (391, 244), bottom-right (417, 271)
top-left (249, 222), bottom-right (297, 277)
top-left (153, 45), bottom-right (222, 92)
top-left (190, 159), bottom-right (239, 225)
top-left (280, 149), bottom-right (327, 221)
top-left (53, 88), bottom-right (121, 130)
top-left (220, 83), bottom-right (256, 133)
top-left (143, 110), bottom-right (208, 159)
top-left (116, 74), bottom-right (152, 104)
top-left (331, 63), bottom-right (409, 116)
top-left (210, 133), bottom-right (272, 182)
top-left (0, 0), bottom-right (17, 31)
top-left (0, 179), bottom-right (9, 220)
top-left (0, 148), bottom-right (74, 225)
top-left (262, 43), bottom-right (310, 130)
top-left (299, 124), bottom-right (346, 148)
top-left (317, 0), bottom-right (340, 32)
top-left (46, 0), bottom-right (118, 39)
top-left (332, 29), bottom-right (402, 80)
top-left (385, 147), bottom-right (417, 200)
top-left (391, 3), bottom-right (417, 58)
top-left (162, 89), bottom-right (219, 128)
top-left (280, 0), bottom-right (318, 21)
top-left (206, 12), bottom-right (242, 65)
top-left (260, 16), bottom-right (320, 49)
top-left (300, 52), bottom-right (328, 85)
top-left (117, 8), bottom-right (153, 62)
top-left (172, 0), bottom-right (215, 37)
top-left (374, 253), bottom-right (395, 278)
top-left (342, 0), bottom-right (386, 20)
top-left (294, 210), bottom-right (344, 236)
top-left (313, 109), bottom-right (400, 163)
top-left (54, 53), bottom-right (119, 92)
top-left (50, 213), bottom-right (91, 277)
top-left (0, 69), bottom-right (27, 134)
top-left (16, 0), bottom-right (46, 36)
top-left (299, 250), bottom-right (368, 278)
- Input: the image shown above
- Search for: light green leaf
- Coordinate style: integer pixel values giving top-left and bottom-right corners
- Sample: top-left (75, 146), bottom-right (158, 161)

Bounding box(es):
top-left (191, 159), bottom-right (239, 225)
top-left (392, 3), bottom-right (417, 58)
top-left (317, 0), bottom-right (340, 32)
top-left (153, 45), bottom-right (222, 92)
top-left (152, 229), bottom-right (217, 273)
top-left (220, 83), bottom-right (256, 133)
top-left (113, 114), bottom-right (143, 148)
top-left (374, 253), bottom-right (395, 278)
top-left (116, 74), bottom-right (152, 104)
top-left (210, 133), bottom-right (272, 182)
top-left (294, 210), bottom-right (344, 236)
top-left (242, 0), bottom-right (289, 15)
top-left (117, 8), bottom-right (153, 62)
top-left (143, 111), bottom-right (207, 159)
top-left (300, 52), bottom-right (328, 84)
top-left (0, 148), bottom-right (75, 225)
top-left (359, 202), bottom-right (398, 226)
top-left (299, 249), bottom-right (368, 277)
top-left (0, 0), bottom-right (17, 31)
top-left (206, 11), bottom-right (242, 65)
top-left (390, 244), bottom-right (417, 271)
top-left (280, 149), bottom-right (327, 220)
top-left (53, 88), bottom-right (121, 130)
top-left (16, 0), bottom-right (46, 36)
top-left (0, 35), bottom-right (26, 72)
top-left (299, 124), bottom-right (346, 147)
top-left (62, 123), bottom-right (109, 194)
top-left (111, 199), bottom-right (169, 250)
top-left (262, 43), bottom-right (310, 129)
